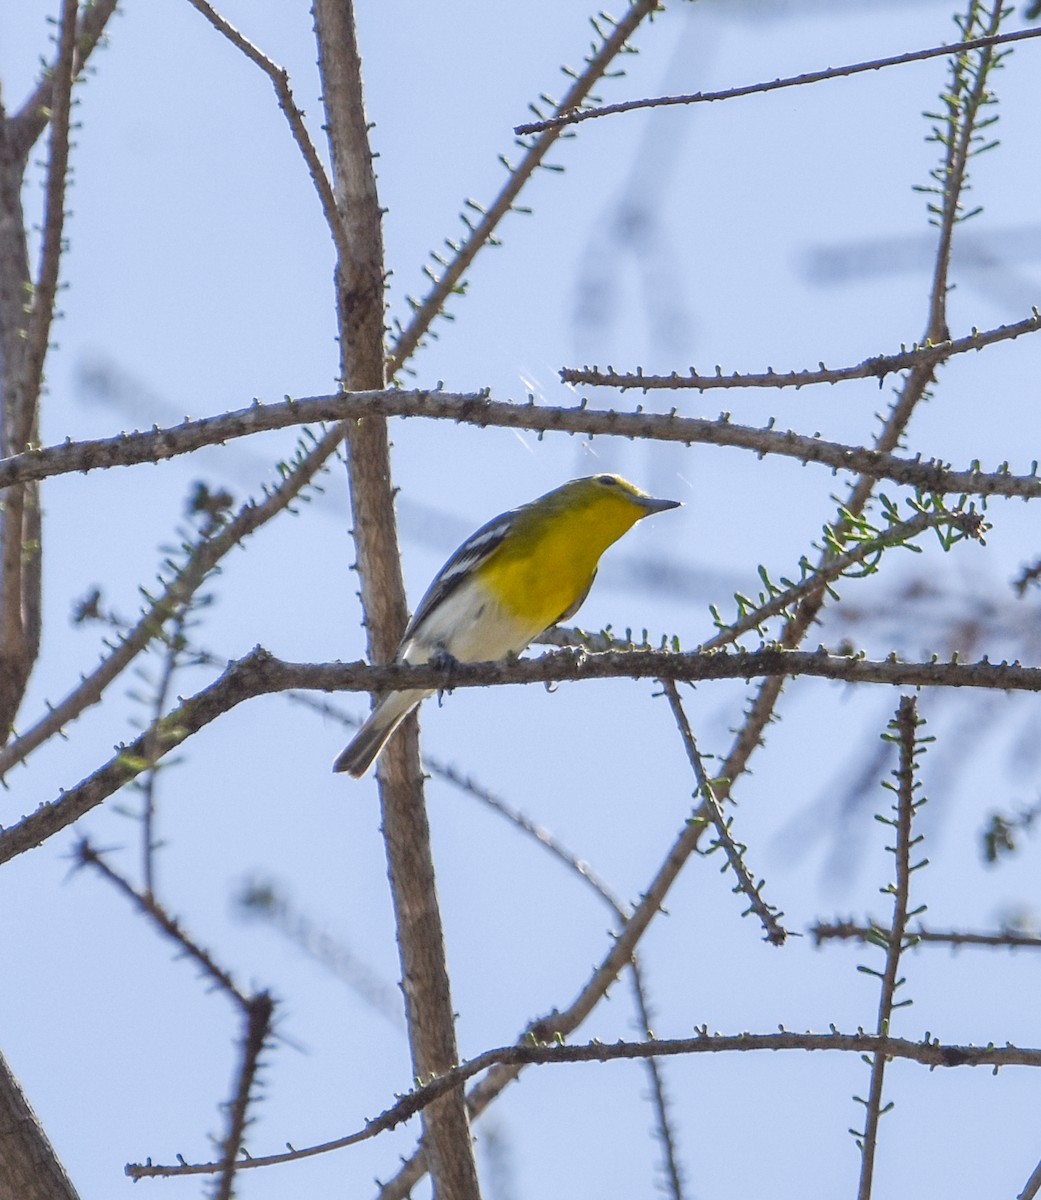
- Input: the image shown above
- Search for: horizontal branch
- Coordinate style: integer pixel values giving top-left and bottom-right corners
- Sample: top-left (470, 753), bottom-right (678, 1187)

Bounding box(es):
top-left (812, 920), bottom-right (1041, 950)
top-left (514, 25), bottom-right (1041, 135)
top-left (5, 645), bottom-right (1041, 866)
top-left (7, 388), bottom-right (1041, 500)
top-left (561, 310), bottom-right (1041, 391)
top-left (126, 1027), bottom-right (1041, 1179)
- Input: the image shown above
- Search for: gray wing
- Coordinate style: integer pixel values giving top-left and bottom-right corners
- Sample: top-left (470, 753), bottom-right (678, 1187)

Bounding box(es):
top-left (402, 509), bottom-right (513, 643)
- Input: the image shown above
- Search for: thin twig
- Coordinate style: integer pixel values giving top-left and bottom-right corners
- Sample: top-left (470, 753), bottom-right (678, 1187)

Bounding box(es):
top-left (213, 992), bottom-right (275, 1200)
top-left (439, 761), bottom-right (685, 1198)
top-left (390, 0), bottom-right (662, 370)
top-left (924, 2), bottom-right (1005, 345)
top-left (812, 921), bottom-right (1041, 951)
top-left (1019, 1155), bottom-right (1041, 1200)
top-left (20, 0), bottom-right (78, 427)
top-left (0, 424), bottom-right (343, 780)
top-left (663, 680), bottom-right (787, 944)
top-left (695, 511), bottom-right (982, 652)
top-left (856, 696), bottom-right (923, 1200)
top-left (78, 837), bottom-right (276, 1199)
top-left (439, 762), bottom-right (629, 912)
top-left (560, 308), bottom-right (1041, 391)
top-left (233, 879), bottom-right (405, 1030)
top-left (139, 608), bottom-right (187, 897)
top-left (515, 25), bottom-right (1041, 135)
top-left (628, 971), bottom-right (685, 1200)
top-left (126, 1027), bottom-right (1041, 1180)
top-left (8, 0), bottom-right (120, 158)
top-left (76, 840), bottom-right (249, 1005)
top-left (183, 0), bottom-right (350, 268)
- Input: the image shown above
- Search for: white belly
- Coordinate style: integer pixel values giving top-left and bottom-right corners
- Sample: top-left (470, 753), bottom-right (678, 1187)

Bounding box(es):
top-left (400, 575), bottom-right (536, 665)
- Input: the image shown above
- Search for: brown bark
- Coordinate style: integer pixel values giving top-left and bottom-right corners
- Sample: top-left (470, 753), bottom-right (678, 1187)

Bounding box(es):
top-left (312, 3), bottom-right (481, 1197)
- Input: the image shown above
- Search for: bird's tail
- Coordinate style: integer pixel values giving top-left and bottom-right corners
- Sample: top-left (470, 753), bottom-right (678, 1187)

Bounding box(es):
top-left (333, 689), bottom-right (429, 777)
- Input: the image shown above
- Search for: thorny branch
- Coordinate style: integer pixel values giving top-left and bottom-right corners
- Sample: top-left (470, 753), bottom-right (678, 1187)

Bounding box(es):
top-left (3, 389), bottom-right (1040, 500)
top-left (184, 0), bottom-right (350, 267)
top-left (561, 308), bottom-right (1041, 391)
top-left (126, 1027), bottom-right (1041, 1180)
top-left (0, 0), bottom-right (82, 747)
top-left (8, 0), bottom-right (120, 157)
top-left (75, 840), bottom-right (249, 1004)
top-left (76, 841), bottom-right (276, 1200)
top-left (389, 0), bottom-right (663, 370)
top-left (812, 921), bottom-right (1041, 951)
top-left (0, 424), bottom-right (345, 781)
top-left (213, 992), bottom-right (275, 1200)
top-left (662, 680), bottom-right (787, 945)
top-left (21, 0), bottom-right (78, 418)
top-left (514, 24), bottom-right (1041, 135)
top-left (374, 37), bottom-right (1018, 1169)
top-left (856, 697), bottom-right (924, 1200)
top-left (5, 643), bottom-right (1040, 868)
top-left (450, 765), bottom-right (686, 1199)
top-left (312, 0), bottom-right (482, 1192)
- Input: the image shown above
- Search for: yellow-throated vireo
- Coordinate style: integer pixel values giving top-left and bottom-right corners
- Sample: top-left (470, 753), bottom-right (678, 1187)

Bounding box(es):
top-left (334, 473), bottom-right (681, 777)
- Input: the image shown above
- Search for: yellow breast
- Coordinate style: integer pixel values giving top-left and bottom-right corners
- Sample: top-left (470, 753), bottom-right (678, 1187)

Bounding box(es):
top-left (478, 497), bottom-right (644, 634)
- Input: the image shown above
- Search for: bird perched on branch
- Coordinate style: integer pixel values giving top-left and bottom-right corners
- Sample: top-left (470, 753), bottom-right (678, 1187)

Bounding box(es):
top-left (334, 473), bottom-right (681, 777)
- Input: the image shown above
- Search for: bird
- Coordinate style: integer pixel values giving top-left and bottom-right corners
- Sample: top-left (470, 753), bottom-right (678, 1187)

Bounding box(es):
top-left (334, 473), bottom-right (681, 777)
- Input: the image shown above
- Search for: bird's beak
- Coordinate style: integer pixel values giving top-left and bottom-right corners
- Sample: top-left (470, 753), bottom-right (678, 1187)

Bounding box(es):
top-left (637, 495), bottom-right (682, 515)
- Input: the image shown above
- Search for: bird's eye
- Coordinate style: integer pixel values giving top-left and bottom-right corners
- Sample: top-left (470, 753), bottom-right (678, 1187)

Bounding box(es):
top-left (596, 474), bottom-right (618, 486)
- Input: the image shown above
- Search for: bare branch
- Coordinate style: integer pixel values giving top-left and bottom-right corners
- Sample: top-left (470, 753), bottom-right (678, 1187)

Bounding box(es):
top-left (183, 0), bottom-right (350, 268)
top-left (663, 680), bottom-right (788, 945)
top-left (561, 309), bottom-right (1041, 391)
top-left (0, 0), bottom-right (81, 746)
top-left (628, 970), bottom-right (686, 1200)
top-left (138, 607), bottom-right (188, 897)
top-left (856, 696), bottom-right (924, 1200)
top-left (0, 1056), bottom-right (80, 1200)
top-left (213, 992), bottom-right (275, 1200)
top-left (2, 390), bottom-right (1038, 501)
top-left (0, 424), bottom-right (344, 780)
top-left (812, 921), bottom-right (1041, 951)
top-left (8, 0), bottom-right (120, 159)
top-left (6, 644), bottom-right (1041, 868)
top-left (75, 840), bottom-right (250, 1005)
top-left (390, 0), bottom-right (663, 371)
top-left (0, 1050), bottom-right (81, 1200)
top-left (1019, 1156), bottom-right (1041, 1200)
top-left (126, 1028), bottom-right (1041, 1180)
top-left (924, 2), bottom-right (1005, 345)
top-left (514, 25), bottom-right (1041, 136)
top-left (444, 762), bottom-right (686, 1198)
top-left (312, 0), bottom-right (481, 1194)
top-left (21, 0), bottom-right (77, 424)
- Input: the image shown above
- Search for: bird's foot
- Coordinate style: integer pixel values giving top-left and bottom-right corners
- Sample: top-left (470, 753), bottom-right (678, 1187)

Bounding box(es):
top-left (429, 647), bottom-right (460, 705)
